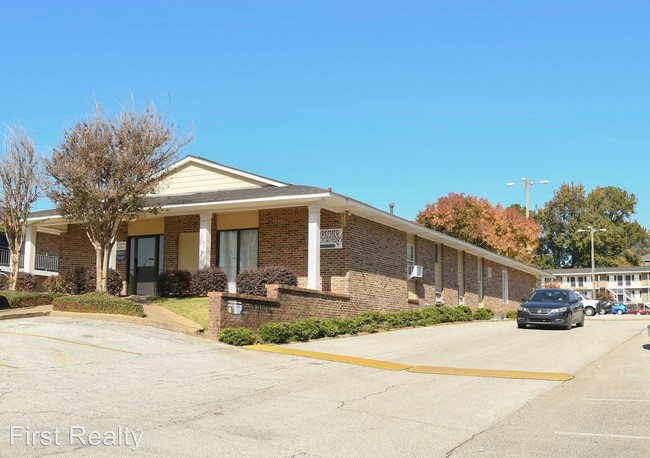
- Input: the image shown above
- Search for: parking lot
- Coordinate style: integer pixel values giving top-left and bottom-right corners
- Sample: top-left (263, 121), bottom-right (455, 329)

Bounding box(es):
top-left (1, 315), bottom-right (649, 457)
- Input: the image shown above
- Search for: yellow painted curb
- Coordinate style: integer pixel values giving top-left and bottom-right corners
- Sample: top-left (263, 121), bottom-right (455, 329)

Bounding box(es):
top-left (244, 345), bottom-right (411, 371)
top-left (408, 365), bottom-right (574, 381)
top-left (244, 345), bottom-right (574, 381)
top-left (0, 330), bottom-right (142, 356)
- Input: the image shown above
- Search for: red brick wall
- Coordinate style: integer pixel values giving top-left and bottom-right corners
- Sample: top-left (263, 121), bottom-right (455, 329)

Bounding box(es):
top-left (441, 245), bottom-right (460, 306)
top-left (35, 233), bottom-right (60, 255)
top-left (464, 253), bottom-right (479, 308)
top-left (58, 224), bottom-right (96, 276)
top-left (416, 237), bottom-right (436, 305)
top-left (259, 207), bottom-right (309, 282)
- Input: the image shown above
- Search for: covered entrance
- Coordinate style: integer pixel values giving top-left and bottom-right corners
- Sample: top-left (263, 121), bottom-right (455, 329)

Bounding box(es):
top-left (129, 235), bottom-right (164, 296)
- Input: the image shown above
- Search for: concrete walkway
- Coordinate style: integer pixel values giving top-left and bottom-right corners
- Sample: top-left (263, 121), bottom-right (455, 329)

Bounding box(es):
top-left (0, 298), bottom-right (204, 336)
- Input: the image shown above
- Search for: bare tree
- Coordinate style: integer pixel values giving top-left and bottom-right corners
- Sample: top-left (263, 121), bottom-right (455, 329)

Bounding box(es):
top-left (45, 103), bottom-right (191, 292)
top-left (0, 126), bottom-right (44, 290)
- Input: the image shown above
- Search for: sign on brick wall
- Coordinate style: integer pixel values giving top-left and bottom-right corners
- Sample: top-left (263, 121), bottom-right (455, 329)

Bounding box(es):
top-left (320, 228), bottom-right (343, 249)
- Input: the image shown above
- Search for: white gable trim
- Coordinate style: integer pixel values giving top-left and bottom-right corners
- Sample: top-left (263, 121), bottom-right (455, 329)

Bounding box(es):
top-left (168, 156), bottom-right (288, 188)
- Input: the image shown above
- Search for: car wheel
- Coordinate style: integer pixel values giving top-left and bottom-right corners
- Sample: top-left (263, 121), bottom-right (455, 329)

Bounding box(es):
top-left (576, 313), bottom-right (585, 328)
top-left (585, 307), bottom-right (595, 317)
top-left (599, 308), bottom-right (607, 315)
top-left (565, 315), bottom-right (573, 330)
top-left (517, 323), bottom-right (526, 329)
top-left (616, 310), bottom-right (623, 315)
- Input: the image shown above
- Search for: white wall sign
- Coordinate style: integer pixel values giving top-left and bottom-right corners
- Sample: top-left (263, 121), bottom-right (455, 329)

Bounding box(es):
top-left (116, 241), bottom-right (127, 251)
top-left (227, 300), bottom-right (242, 315)
top-left (320, 228), bottom-right (343, 249)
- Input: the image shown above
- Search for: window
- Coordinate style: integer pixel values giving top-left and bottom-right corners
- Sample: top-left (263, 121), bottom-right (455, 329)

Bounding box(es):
top-left (502, 270), bottom-right (509, 304)
top-left (218, 229), bottom-right (258, 290)
top-left (577, 276), bottom-right (584, 287)
top-left (406, 243), bottom-right (415, 276)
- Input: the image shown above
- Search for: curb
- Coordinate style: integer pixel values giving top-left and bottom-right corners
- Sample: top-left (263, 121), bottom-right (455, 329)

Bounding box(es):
top-left (0, 310), bottom-right (51, 321)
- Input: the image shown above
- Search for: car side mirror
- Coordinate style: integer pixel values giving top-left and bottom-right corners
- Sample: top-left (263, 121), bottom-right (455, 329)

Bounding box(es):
top-left (522, 298), bottom-right (528, 302)
top-left (570, 298), bottom-right (579, 304)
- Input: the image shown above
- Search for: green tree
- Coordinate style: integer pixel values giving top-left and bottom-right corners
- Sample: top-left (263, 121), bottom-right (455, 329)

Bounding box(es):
top-left (535, 184), bottom-right (650, 268)
top-left (45, 103), bottom-right (191, 292)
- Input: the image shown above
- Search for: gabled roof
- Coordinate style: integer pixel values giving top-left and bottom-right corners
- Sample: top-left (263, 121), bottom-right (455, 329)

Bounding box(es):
top-left (165, 155), bottom-right (288, 187)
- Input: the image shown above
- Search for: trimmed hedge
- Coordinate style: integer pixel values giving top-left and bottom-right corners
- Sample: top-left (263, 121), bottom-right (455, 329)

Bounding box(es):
top-left (218, 328), bottom-right (258, 346)
top-left (0, 272), bottom-right (40, 292)
top-left (505, 310), bottom-right (518, 320)
top-left (220, 305), bottom-right (496, 346)
top-left (473, 308), bottom-right (494, 320)
top-left (157, 270), bottom-right (192, 297)
top-left (52, 292), bottom-right (145, 317)
top-left (236, 266), bottom-right (298, 296)
top-left (190, 267), bottom-right (228, 296)
top-left (0, 291), bottom-right (57, 309)
top-left (51, 267), bottom-right (123, 296)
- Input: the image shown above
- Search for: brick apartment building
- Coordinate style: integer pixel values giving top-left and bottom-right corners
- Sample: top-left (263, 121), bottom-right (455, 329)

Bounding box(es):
top-left (24, 155), bottom-right (550, 316)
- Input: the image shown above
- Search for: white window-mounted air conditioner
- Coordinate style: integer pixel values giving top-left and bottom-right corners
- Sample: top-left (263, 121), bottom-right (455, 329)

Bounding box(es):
top-left (409, 265), bottom-right (423, 279)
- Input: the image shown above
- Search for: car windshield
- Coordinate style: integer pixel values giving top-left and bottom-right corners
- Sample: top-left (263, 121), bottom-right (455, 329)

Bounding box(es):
top-left (529, 290), bottom-right (568, 302)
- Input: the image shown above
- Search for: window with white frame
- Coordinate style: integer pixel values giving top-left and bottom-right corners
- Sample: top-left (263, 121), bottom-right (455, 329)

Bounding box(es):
top-left (477, 258), bottom-right (484, 302)
top-left (407, 243), bottom-right (415, 276)
top-left (502, 269), bottom-right (509, 304)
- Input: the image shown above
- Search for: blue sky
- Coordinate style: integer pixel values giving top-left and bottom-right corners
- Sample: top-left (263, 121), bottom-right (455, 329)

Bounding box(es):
top-left (2, 1), bottom-right (649, 227)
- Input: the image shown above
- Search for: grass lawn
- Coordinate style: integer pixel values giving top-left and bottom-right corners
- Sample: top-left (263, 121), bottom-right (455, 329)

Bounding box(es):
top-left (150, 296), bottom-right (209, 330)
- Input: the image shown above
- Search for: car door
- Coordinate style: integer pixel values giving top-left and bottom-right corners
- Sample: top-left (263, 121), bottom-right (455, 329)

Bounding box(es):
top-left (569, 291), bottom-right (583, 322)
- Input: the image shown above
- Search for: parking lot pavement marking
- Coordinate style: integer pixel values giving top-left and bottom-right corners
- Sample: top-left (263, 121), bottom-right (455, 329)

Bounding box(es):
top-left (243, 345), bottom-right (412, 371)
top-left (555, 431), bottom-right (650, 440)
top-left (0, 330), bottom-right (142, 356)
top-left (244, 345), bottom-right (574, 381)
top-left (408, 365), bottom-right (573, 381)
top-left (581, 397), bottom-right (650, 403)
top-left (0, 361), bottom-right (18, 369)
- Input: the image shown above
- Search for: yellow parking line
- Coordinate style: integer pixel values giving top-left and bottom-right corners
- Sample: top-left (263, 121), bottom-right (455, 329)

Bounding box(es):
top-left (0, 330), bottom-right (142, 356)
top-left (0, 362), bottom-right (19, 369)
top-left (244, 345), bottom-right (573, 381)
top-left (244, 345), bottom-right (411, 371)
top-left (408, 365), bottom-right (573, 381)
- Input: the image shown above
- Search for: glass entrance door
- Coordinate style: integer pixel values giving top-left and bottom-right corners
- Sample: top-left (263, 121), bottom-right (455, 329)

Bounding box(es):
top-left (129, 236), bottom-right (163, 296)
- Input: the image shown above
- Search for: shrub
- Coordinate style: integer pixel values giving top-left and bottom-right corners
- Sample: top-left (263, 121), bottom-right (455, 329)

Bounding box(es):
top-left (236, 266), bottom-right (298, 297)
top-left (258, 321), bottom-right (294, 344)
top-left (157, 270), bottom-right (192, 297)
top-left (44, 275), bottom-right (66, 294)
top-left (0, 291), bottom-right (56, 309)
top-left (331, 317), bottom-right (361, 335)
top-left (235, 269), bottom-right (263, 296)
top-left (82, 268), bottom-right (124, 296)
top-left (506, 310), bottom-right (518, 320)
top-left (473, 308), bottom-right (494, 321)
top-left (219, 328), bottom-right (258, 346)
top-left (190, 267), bottom-right (228, 296)
top-left (52, 292), bottom-right (144, 316)
top-left (452, 306), bottom-right (473, 322)
top-left (0, 272), bottom-right (40, 292)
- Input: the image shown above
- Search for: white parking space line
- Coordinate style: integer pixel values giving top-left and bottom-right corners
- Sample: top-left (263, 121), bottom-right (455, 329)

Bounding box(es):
top-left (555, 431), bottom-right (650, 440)
top-left (581, 397), bottom-right (650, 403)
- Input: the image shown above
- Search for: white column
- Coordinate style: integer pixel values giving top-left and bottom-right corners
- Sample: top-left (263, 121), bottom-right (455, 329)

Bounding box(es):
top-left (24, 226), bottom-right (37, 273)
top-left (307, 205), bottom-right (321, 290)
top-left (199, 213), bottom-right (212, 270)
top-left (109, 244), bottom-right (117, 269)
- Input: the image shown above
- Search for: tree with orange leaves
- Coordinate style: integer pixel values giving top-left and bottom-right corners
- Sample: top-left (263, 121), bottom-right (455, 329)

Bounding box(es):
top-left (415, 193), bottom-right (540, 264)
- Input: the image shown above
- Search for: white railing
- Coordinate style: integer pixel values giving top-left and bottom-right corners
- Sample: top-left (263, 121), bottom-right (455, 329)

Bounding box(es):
top-left (0, 248), bottom-right (58, 272)
top-left (0, 248), bottom-right (24, 269)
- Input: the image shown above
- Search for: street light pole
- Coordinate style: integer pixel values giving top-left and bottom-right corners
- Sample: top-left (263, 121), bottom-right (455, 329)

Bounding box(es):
top-left (577, 225), bottom-right (607, 298)
top-left (506, 177), bottom-right (549, 218)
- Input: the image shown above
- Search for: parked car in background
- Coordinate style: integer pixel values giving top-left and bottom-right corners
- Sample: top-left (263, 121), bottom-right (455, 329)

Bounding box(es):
top-left (596, 300), bottom-right (613, 315)
top-left (575, 291), bottom-right (601, 316)
top-left (612, 303), bottom-right (628, 315)
top-left (623, 304), bottom-right (649, 315)
top-left (517, 288), bottom-right (585, 330)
